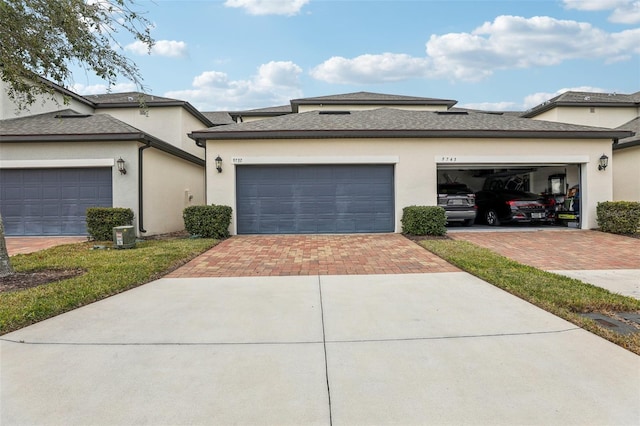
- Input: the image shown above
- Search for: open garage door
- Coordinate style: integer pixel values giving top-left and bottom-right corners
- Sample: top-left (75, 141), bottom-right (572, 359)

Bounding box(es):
top-left (437, 163), bottom-right (582, 228)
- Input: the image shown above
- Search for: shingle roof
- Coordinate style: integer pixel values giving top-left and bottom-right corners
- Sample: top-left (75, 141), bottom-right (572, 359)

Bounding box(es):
top-left (0, 109), bottom-right (142, 136)
top-left (190, 108), bottom-right (631, 141)
top-left (88, 92), bottom-right (183, 104)
top-left (0, 109), bottom-right (205, 165)
top-left (201, 111), bottom-right (235, 125)
top-left (230, 105), bottom-right (293, 116)
top-left (522, 90), bottom-right (640, 118)
top-left (290, 91), bottom-right (457, 112)
top-left (614, 117), bottom-right (640, 149)
top-left (86, 91), bottom-right (214, 127)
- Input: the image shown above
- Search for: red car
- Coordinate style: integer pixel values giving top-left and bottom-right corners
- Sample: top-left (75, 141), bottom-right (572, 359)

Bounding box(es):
top-left (475, 189), bottom-right (551, 226)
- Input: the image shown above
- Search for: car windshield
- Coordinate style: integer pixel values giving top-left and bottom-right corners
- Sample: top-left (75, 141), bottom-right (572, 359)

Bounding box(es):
top-left (439, 185), bottom-right (472, 194)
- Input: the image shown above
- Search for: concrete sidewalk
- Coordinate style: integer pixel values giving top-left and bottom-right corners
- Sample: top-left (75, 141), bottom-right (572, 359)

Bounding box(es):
top-left (2, 273), bottom-right (639, 425)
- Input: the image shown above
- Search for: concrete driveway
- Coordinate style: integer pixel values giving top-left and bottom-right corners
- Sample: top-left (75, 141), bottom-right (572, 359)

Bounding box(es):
top-left (2, 271), bottom-right (639, 425)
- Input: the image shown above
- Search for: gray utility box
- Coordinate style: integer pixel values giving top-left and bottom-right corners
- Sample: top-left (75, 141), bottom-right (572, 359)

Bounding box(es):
top-left (113, 226), bottom-right (136, 249)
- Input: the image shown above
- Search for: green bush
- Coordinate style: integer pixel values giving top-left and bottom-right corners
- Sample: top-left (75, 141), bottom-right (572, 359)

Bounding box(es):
top-left (183, 204), bottom-right (232, 239)
top-left (597, 201), bottom-right (640, 235)
top-left (86, 207), bottom-right (134, 241)
top-left (401, 206), bottom-right (447, 236)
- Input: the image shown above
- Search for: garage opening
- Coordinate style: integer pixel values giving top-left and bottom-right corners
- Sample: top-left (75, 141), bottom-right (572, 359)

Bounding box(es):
top-left (437, 163), bottom-right (581, 228)
top-left (0, 168), bottom-right (113, 236)
top-left (236, 164), bottom-right (394, 234)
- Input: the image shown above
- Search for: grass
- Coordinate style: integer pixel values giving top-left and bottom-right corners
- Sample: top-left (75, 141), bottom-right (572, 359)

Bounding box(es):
top-left (419, 239), bottom-right (640, 355)
top-left (0, 238), bottom-right (218, 335)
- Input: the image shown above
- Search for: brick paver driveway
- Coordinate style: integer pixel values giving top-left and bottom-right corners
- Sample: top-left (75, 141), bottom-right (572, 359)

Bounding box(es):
top-left (450, 230), bottom-right (640, 270)
top-left (5, 236), bottom-right (87, 255)
top-left (168, 234), bottom-right (458, 277)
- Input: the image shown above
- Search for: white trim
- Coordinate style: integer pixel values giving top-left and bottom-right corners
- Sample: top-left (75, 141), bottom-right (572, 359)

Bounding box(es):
top-left (231, 156), bottom-right (399, 165)
top-left (435, 155), bottom-right (589, 165)
top-left (0, 159), bottom-right (115, 169)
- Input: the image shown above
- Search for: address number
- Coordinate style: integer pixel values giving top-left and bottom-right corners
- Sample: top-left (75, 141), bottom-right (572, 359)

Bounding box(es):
top-left (232, 157), bottom-right (243, 163)
top-left (440, 156), bottom-right (458, 162)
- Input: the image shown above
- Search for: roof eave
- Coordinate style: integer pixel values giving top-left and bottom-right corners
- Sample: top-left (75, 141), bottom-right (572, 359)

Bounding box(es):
top-left (189, 129), bottom-right (632, 141)
top-left (0, 133), bottom-right (147, 142)
top-left (522, 101), bottom-right (638, 118)
top-left (0, 133), bottom-right (205, 166)
top-left (290, 99), bottom-right (458, 113)
top-left (95, 101), bottom-right (214, 128)
top-left (613, 139), bottom-right (640, 151)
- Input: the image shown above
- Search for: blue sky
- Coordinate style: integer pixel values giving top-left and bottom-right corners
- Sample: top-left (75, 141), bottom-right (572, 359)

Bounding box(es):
top-left (71, 0), bottom-right (640, 112)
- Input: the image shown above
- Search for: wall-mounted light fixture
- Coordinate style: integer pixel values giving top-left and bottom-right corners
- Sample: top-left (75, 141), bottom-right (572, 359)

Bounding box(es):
top-left (598, 154), bottom-right (608, 171)
top-left (117, 157), bottom-right (127, 174)
top-left (215, 155), bottom-right (223, 173)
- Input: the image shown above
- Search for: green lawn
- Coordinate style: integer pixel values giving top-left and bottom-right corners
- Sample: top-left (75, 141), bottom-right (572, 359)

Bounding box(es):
top-left (419, 239), bottom-right (640, 355)
top-left (0, 238), bottom-right (218, 335)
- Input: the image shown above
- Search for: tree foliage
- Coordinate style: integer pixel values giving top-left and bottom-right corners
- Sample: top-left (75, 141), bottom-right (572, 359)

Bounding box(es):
top-left (0, 0), bottom-right (154, 109)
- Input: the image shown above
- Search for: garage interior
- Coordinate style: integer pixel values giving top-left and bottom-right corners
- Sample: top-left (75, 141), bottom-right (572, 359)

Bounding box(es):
top-left (437, 163), bottom-right (582, 228)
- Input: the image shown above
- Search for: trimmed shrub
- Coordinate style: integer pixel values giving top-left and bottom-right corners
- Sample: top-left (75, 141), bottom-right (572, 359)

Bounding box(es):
top-left (86, 207), bottom-right (134, 241)
top-left (183, 204), bottom-right (232, 239)
top-left (401, 206), bottom-right (447, 236)
top-left (597, 201), bottom-right (640, 235)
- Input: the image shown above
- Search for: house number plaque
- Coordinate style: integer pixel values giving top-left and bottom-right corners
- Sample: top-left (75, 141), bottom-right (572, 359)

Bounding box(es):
top-left (440, 156), bottom-right (458, 162)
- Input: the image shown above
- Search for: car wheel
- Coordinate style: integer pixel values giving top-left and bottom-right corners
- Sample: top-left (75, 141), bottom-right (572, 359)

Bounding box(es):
top-left (463, 218), bottom-right (474, 227)
top-left (485, 210), bottom-right (500, 226)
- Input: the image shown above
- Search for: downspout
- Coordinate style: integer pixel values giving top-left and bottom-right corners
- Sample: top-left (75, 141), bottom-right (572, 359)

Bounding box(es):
top-left (202, 139), bottom-right (207, 204)
top-left (138, 141), bottom-right (151, 233)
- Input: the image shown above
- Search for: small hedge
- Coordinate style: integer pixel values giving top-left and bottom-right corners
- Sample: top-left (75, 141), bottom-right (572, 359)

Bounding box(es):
top-left (597, 201), bottom-right (640, 235)
top-left (401, 206), bottom-right (447, 236)
top-left (183, 204), bottom-right (232, 239)
top-left (86, 207), bottom-right (134, 241)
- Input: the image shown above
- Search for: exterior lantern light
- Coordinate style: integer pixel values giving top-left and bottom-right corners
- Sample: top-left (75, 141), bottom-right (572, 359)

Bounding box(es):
top-left (598, 154), bottom-right (608, 171)
top-left (215, 155), bottom-right (223, 173)
top-left (117, 157), bottom-right (127, 174)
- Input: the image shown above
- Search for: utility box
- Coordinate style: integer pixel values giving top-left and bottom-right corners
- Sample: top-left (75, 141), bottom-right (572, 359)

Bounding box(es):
top-left (113, 226), bottom-right (136, 249)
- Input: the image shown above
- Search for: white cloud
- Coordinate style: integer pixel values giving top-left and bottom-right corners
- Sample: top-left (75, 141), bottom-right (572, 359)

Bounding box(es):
top-left (164, 61), bottom-right (303, 110)
top-left (563, 0), bottom-right (640, 24)
top-left (72, 82), bottom-right (137, 95)
top-left (460, 86), bottom-right (614, 112)
top-left (310, 15), bottom-right (640, 84)
top-left (427, 15), bottom-right (639, 80)
top-left (125, 40), bottom-right (188, 58)
top-left (224, 0), bottom-right (309, 16)
top-left (309, 53), bottom-right (430, 84)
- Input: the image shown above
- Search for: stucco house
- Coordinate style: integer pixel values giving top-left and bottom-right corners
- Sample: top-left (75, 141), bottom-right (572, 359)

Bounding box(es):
top-left (522, 90), bottom-right (640, 202)
top-left (0, 80), bottom-right (210, 237)
top-left (190, 92), bottom-right (632, 235)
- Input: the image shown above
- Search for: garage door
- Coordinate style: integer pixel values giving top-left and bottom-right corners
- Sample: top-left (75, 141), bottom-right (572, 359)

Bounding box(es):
top-left (0, 168), bottom-right (112, 236)
top-left (236, 165), bottom-right (394, 234)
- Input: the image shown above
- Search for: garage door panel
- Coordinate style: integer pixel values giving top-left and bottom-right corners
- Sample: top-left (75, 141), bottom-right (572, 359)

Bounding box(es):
top-left (0, 168), bottom-right (112, 236)
top-left (236, 165), bottom-right (394, 234)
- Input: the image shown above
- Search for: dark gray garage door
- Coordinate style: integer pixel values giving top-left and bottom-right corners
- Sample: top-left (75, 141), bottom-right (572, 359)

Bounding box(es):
top-left (236, 165), bottom-right (394, 234)
top-left (0, 168), bottom-right (112, 236)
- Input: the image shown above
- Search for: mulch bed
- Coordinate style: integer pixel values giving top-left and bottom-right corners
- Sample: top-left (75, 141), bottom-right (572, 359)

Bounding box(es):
top-left (403, 234), bottom-right (451, 242)
top-left (0, 269), bottom-right (85, 294)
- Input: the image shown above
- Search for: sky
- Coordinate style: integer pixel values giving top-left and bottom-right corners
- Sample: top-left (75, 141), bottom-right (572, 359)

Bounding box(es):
top-left (70, 0), bottom-right (640, 113)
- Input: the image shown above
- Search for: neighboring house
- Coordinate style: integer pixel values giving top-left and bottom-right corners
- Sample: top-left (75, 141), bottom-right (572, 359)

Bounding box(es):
top-left (228, 105), bottom-right (292, 123)
top-left (190, 92), bottom-right (631, 235)
top-left (523, 90), bottom-right (640, 202)
top-left (0, 80), bottom-right (209, 237)
top-left (612, 117), bottom-right (640, 202)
